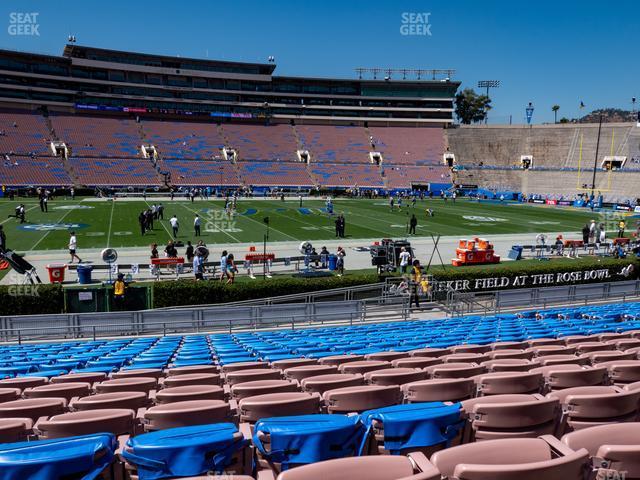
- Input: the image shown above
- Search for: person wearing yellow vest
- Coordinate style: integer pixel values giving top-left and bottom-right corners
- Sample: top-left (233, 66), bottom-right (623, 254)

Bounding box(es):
top-left (618, 220), bottom-right (626, 238)
top-left (410, 259), bottom-right (423, 310)
top-left (113, 273), bottom-right (127, 310)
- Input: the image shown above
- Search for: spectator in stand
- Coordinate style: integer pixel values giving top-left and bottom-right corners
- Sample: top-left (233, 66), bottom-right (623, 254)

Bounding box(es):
top-left (169, 215), bottom-right (179, 238)
top-left (68, 231), bottom-right (82, 263)
top-left (194, 214), bottom-right (201, 237)
top-left (150, 243), bottom-right (158, 259)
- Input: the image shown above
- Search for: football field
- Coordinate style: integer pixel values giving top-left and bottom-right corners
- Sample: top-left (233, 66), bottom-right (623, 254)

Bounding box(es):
top-left (0, 197), bottom-right (598, 252)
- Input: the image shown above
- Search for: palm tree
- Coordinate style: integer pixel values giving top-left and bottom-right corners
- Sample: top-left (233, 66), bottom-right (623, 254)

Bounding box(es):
top-left (552, 105), bottom-right (560, 124)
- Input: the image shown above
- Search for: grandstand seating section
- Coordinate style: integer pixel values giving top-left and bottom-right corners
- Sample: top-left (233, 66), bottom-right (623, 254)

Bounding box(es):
top-left (370, 126), bottom-right (445, 164)
top-left (236, 161), bottom-right (313, 186)
top-left (160, 159), bottom-right (241, 186)
top-left (142, 119), bottom-right (225, 159)
top-left (0, 156), bottom-right (71, 186)
top-left (1, 302), bottom-right (640, 478)
top-left (384, 165), bottom-right (450, 188)
top-left (50, 114), bottom-right (141, 157)
top-left (311, 162), bottom-right (384, 187)
top-left (68, 157), bottom-right (160, 186)
top-left (0, 110), bottom-right (50, 155)
top-left (224, 124), bottom-right (299, 161)
top-left (297, 125), bottom-right (371, 163)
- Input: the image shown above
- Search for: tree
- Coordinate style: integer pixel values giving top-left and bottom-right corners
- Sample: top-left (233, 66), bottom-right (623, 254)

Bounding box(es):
top-left (455, 88), bottom-right (491, 125)
top-left (552, 104), bottom-right (560, 124)
top-left (559, 117), bottom-right (570, 124)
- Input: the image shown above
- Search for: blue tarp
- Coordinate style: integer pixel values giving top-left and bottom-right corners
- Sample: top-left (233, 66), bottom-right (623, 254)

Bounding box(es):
top-left (122, 423), bottom-right (247, 480)
top-left (253, 414), bottom-right (366, 470)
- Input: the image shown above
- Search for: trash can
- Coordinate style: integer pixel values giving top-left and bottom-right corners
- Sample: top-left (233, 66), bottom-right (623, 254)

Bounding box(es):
top-left (508, 245), bottom-right (524, 261)
top-left (46, 264), bottom-right (66, 284)
top-left (76, 264), bottom-right (93, 284)
top-left (328, 254), bottom-right (338, 271)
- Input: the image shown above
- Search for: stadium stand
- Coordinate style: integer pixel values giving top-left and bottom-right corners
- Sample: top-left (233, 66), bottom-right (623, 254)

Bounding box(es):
top-left (68, 157), bottom-right (160, 186)
top-left (0, 156), bottom-right (71, 186)
top-left (0, 302), bottom-right (638, 478)
top-left (297, 125), bottom-right (371, 163)
top-left (223, 124), bottom-right (299, 161)
top-left (311, 162), bottom-right (384, 187)
top-left (50, 114), bottom-right (142, 157)
top-left (142, 119), bottom-right (225, 159)
top-left (159, 159), bottom-right (241, 186)
top-left (0, 110), bottom-right (51, 155)
top-left (384, 165), bottom-right (451, 189)
top-left (370, 126), bottom-right (445, 164)
top-left (236, 161), bottom-right (314, 186)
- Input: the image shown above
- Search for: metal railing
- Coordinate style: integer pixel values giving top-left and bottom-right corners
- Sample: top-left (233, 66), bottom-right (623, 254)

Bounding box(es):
top-left (0, 296), bottom-right (410, 344)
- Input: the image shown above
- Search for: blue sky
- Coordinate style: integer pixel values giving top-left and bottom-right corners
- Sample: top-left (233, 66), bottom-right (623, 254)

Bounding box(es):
top-left (0, 0), bottom-right (637, 124)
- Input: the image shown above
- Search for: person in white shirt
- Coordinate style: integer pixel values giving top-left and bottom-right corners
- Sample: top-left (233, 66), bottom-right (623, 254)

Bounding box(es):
top-left (194, 214), bottom-right (201, 237)
top-left (68, 231), bottom-right (82, 263)
top-left (193, 251), bottom-right (204, 280)
top-left (169, 215), bottom-right (179, 238)
top-left (399, 247), bottom-right (411, 273)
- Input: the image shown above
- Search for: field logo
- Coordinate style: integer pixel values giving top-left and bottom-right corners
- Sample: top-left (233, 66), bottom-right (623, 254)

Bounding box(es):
top-left (463, 216), bottom-right (508, 223)
top-left (8, 12), bottom-right (39, 36)
top-left (400, 12), bottom-right (432, 36)
top-left (18, 223), bottom-right (89, 231)
top-left (53, 205), bottom-right (94, 210)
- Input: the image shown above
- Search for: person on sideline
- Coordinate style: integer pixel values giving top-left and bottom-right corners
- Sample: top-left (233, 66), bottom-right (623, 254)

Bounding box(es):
top-left (336, 246), bottom-right (346, 277)
top-left (68, 231), bottom-right (82, 263)
top-left (399, 246), bottom-right (411, 273)
top-left (113, 273), bottom-right (127, 310)
top-left (194, 214), bottom-right (201, 237)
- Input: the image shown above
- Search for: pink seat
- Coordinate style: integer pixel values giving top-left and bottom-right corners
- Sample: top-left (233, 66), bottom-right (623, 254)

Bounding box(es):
top-left (481, 359), bottom-right (541, 372)
top-left (364, 368), bottom-right (427, 386)
top-left (167, 365), bottom-right (219, 376)
top-left (36, 408), bottom-right (135, 439)
top-left (561, 422), bottom-right (640, 479)
top-left (461, 394), bottom-right (560, 441)
top-left (274, 452), bottom-right (439, 480)
top-left (270, 358), bottom-right (318, 370)
top-left (0, 398), bottom-right (66, 422)
top-left (338, 361), bottom-right (392, 375)
top-left (161, 373), bottom-right (221, 388)
top-left (317, 355), bottom-right (365, 366)
top-left (23, 382), bottom-right (91, 402)
top-left (154, 385), bottom-right (225, 404)
top-left (300, 373), bottom-right (365, 395)
top-left (70, 391), bottom-right (148, 411)
top-left (391, 357), bottom-right (442, 369)
top-left (451, 344), bottom-right (491, 355)
top-left (442, 353), bottom-right (491, 364)
top-left (0, 388), bottom-right (21, 403)
top-left (408, 348), bottom-right (451, 358)
top-left (595, 359), bottom-right (640, 385)
top-left (112, 369), bottom-right (164, 380)
top-left (225, 368), bottom-right (282, 386)
top-left (0, 377), bottom-right (48, 390)
top-left (323, 385), bottom-right (401, 414)
top-left (283, 365), bottom-right (338, 382)
top-left (95, 377), bottom-right (157, 394)
top-left (425, 362), bottom-right (485, 379)
top-left (547, 386), bottom-right (640, 434)
top-left (220, 362), bottom-right (269, 374)
top-left (473, 371), bottom-right (543, 396)
top-left (51, 372), bottom-right (107, 385)
top-left (239, 392), bottom-right (320, 423)
top-left (429, 436), bottom-right (589, 480)
top-left (230, 380), bottom-right (299, 400)
top-left (0, 418), bottom-right (33, 443)
top-left (144, 400), bottom-right (233, 431)
top-left (402, 378), bottom-right (475, 403)
top-left (530, 365), bottom-right (608, 391)
top-left (364, 351), bottom-right (408, 362)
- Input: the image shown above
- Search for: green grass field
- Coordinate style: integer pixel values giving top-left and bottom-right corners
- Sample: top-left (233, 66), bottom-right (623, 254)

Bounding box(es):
top-left (0, 197), bottom-right (599, 252)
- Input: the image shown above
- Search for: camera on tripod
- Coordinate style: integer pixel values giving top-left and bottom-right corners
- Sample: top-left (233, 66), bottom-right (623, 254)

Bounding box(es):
top-left (370, 238), bottom-right (413, 274)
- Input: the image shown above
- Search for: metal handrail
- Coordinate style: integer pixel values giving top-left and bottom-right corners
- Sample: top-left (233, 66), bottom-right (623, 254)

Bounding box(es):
top-left (0, 297), bottom-right (410, 345)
